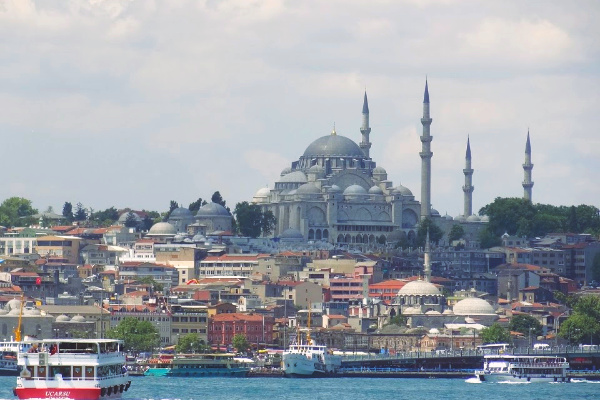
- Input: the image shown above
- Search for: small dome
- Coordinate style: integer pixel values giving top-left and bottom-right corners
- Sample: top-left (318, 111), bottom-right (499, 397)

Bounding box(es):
top-left (148, 222), bottom-right (177, 236)
top-left (373, 166), bottom-right (387, 174)
top-left (170, 207), bottom-right (193, 218)
top-left (173, 234), bottom-right (185, 242)
top-left (403, 306), bottom-right (423, 315)
top-left (6, 298), bottom-right (21, 311)
top-left (296, 183), bottom-right (321, 195)
top-left (442, 309), bottom-right (454, 315)
top-left (368, 186), bottom-right (384, 195)
top-left (253, 187), bottom-right (270, 198)
top-left (280, 228), bottom-right (304, 240)
top-left (192, 234), bottom-right (206, 242)
top-left (398, 280), bottom-right (441, 296)
top-left (24, 308), bottom-right (41, 316)
top-left (308, 164), bottom-right (325, 174)
top-left (343, 184), bottom-right (367, 195)
top-left (196, 202), bottom-right (230, 217)
top-left (453, 297), bottom-right (496, 315)
top-left (392, 185), bottom-right (413, 196)
top-left (9, 308), bottom-right (21, 316)
top-left (0, 309), bottom-right (8, 315)
top-left (445, 214), bottom-right (453, 221)
top-left (71, 315), bottom-right (86, 322)
top-left (278, 171), bottom-right (307, 184)
top-left (280, 167), bottom-right (293, 176)
top-left (431, 209), bottom-right (440, 216)
top-left (429, 328), bottom-right (440, 334)
top-left (455, 215), bottom-right (467, 223)
top-left (118, 211), bottom-right (142, 223)
top-left (329, 185), bottom-right (341, 193)
top-left (480, 215), bottom-right (490, 222)
top-left (466, 214), bottom-right (481, 222)
top-left (425, 310), bottom-right (441, 315)
top-left (55, 314), bottom-right (71, 322)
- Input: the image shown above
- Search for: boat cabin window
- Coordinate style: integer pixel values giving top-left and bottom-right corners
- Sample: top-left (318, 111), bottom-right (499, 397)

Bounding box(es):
top-left (85, 366), bottom-right (94, 378)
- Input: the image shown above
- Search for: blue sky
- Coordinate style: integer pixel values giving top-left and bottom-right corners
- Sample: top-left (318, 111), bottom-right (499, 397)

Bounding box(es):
top-left (1, 0), bottom-right (598, 216)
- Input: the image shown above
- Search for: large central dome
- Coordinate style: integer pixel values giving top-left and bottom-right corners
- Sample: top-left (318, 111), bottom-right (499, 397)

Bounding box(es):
top-left (303, 134), bottom-right (365, 158)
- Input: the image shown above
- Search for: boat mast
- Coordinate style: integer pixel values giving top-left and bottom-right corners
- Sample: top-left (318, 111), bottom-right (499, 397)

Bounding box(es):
top-left (14, 293), bottom-right (24, 342)
top-left (306, 304), bottom-right (312, 345)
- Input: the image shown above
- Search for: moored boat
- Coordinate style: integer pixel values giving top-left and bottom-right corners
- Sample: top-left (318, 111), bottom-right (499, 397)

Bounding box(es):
top-left (144, 353), bottom-right (250, 377)
top-left (475, 354), bottom-right (570, 383)
top-left (14, 338), bottom-right (131, 399)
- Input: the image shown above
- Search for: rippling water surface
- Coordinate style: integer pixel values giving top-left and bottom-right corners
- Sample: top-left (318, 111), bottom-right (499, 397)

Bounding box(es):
top-left (2, 375), bottom-right (599, 400)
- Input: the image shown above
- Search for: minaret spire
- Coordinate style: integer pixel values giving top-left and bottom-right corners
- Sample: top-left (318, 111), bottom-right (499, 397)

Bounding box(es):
top-left (463, 136), bottom-right (474, 216)
top-left (359, 91), bottom-right (372, 158)
top-left (522, 130), bottom-right (534, 202)
top-left (420, 79), bottom-right (433, 220)
top-left (424, 228), bottom-right (431, 282)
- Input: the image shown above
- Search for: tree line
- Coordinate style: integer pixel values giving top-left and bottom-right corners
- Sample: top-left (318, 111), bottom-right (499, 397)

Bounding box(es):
top-left (0, 191), bottom-right (276, 239)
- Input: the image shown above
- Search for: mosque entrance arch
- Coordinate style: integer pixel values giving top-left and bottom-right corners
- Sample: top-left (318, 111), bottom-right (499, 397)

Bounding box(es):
top-left (323, 229), bottom-right (329, 241)
top-left (308, 229), bottom-right (315, 240)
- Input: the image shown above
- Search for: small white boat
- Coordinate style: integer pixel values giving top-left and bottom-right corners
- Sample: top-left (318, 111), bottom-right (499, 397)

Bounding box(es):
top-left (14, 338), bottom-right (131, 399)
top-left (475, 354), bottom-right (569, 383)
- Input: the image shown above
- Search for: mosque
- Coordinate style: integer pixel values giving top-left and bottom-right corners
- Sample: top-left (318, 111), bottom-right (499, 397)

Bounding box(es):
top-left (251, 81), bottom-right (534, 247)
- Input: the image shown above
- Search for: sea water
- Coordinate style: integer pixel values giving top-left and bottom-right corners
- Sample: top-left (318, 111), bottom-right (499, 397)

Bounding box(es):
top-left (1, 376), bottom-right (598, 400)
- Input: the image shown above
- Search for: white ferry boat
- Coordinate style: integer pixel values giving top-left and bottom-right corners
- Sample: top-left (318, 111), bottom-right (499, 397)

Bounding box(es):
top-left (282, 341), bottom-right (342, 377)
top-left (14, 338), bottom-right (131, 400)
top-left (475, 354), bottom-right (570, 383)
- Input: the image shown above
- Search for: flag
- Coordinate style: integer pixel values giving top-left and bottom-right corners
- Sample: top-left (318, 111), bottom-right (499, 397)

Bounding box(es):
top-left (35, 277), bottom-right (41, 285)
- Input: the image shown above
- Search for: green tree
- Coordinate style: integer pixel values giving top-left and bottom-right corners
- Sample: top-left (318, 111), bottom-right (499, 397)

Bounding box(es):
top-left (234, 202), bottom-right (265, 238)
top-left (74, 202), bottom-right (88, 222)
top-left (62, 202), bottom-right (74, 223)
top-left (189, 197), bottom-right (207, 213)
top-left (105, 317), bottom-right (159, 354)
top-left (91, 207), bottom-right (119, 226)
top-left (573, 295), bottom-right (600, 321)
top-left (558, 314), bottom-right (600, 345)
top-left (164, 200), bottom-right (179, 220)
top-left (479, 323), bottom-right (511, 345)
top-left (448, 224), bottom-right (465, 243)
top-left (479, 197), bottom-right (536, 237)
top-left (232, 334), bottom-right (250, 353)
top-left (261, 210), bottom-right (277, 237)
top-left (176, 333), bottom-right (207, 354)
top-left (124, 212), bottom-right (139, 229)
top-left (478, 228), bottom-right (501, 249)
top-left (137, 276), bottom-right (164, 292)
top-left (141, 215), bottom-right (154, 232)
top-left (386, 315), bottom-right (407, 327)
top-left (415, 217), bottom-right (443, 247)
top-left (211, 191), bottom-right (227, 208)
top-left (0, 197), bottom-right (38, 227)
top-left (508, 314), bottom-right (542, 337)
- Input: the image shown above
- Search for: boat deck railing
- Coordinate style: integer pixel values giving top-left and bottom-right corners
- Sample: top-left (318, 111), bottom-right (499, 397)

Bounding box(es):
top-left (20, 373), bottom-right (128, 382)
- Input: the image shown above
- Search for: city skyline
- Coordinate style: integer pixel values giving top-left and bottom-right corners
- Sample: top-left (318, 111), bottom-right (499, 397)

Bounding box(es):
top-left (1, 1), bottom-right (598, 217)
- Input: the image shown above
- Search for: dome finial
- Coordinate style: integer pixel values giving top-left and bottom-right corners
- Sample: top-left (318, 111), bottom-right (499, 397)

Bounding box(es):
top-left (331, 122), bottom-right (336, 136)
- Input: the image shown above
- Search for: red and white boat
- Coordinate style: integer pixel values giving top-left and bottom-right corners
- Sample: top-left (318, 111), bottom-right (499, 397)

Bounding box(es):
top-left (14, 338), bottom-right (131, 400)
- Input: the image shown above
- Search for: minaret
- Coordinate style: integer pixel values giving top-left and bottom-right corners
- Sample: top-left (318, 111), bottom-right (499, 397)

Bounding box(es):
top-left (522, 130), bottom-right (534, 202)
top-left (463, 136), bottom-right (474, 216)
top-left (359, 91), bottom-right (372, 158)
top-left (424, 229), bottom-right (431, 282)
top-left (420, 79), bottom-right (433, 220)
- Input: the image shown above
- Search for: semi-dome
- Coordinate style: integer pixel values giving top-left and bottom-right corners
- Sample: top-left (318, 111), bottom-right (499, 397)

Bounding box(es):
top-left (398, 280), bottom-right (441, 296)
top-left (343, 184), bottom-right (367, 195)
top-left (280, 167), bottom-right (293, 176)
top-left (197, 202), bottom-right (230, 217)
top-left (425, 310), bottom-right (441, 315)
top-left (303, 134), bottom-right (365, 158)
top-left (466, 214), bottom-right (481, 222)
top-left (368, 186), bottom-right (384, 195)
top-left (148, 222), bottom-right (177, 236)
top-left (296, 182), bottom-right (321, 195)
top-left (0, 309), bottom-right (8, 315)
top-left (170, 207), bottom-right (193, 218)
top-left (278, 171), bottom-right (307, 183)
top-left (453, 297), bottom-right (496, 315)
top-left (55, 314), bottom-right (71, 322)
top-left (392, 185), bottom-right (413, 196)
top-left (280, 228), bottom-right (304, 240)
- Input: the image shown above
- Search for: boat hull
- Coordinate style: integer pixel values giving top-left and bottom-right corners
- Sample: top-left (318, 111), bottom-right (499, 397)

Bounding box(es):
top-left (476, 372), bottom-right (570, 383)
top-left (282, 353), bottom-right (333, 377)
top-left (14, 386), bottom-right (127, 400)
